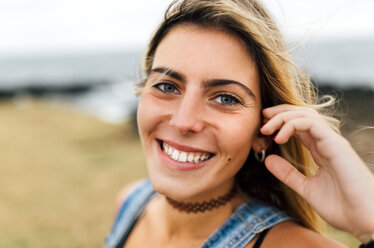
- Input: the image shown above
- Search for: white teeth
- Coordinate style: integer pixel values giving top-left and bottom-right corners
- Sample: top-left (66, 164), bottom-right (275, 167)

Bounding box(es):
top-left (172, 150), bottom-right (179, 160)
top-left (187, 154), bottom-right (194, 162)
top-left (178, 152), bottom-right (187, 162)
top-left (200, 155), bottom-right (206, 161)
top-left (161, 141), bottom-right (212, 163)
top-left (167, 147), bottom-right (173, 156)
top-left (193, 155), bottom-right (200, 163)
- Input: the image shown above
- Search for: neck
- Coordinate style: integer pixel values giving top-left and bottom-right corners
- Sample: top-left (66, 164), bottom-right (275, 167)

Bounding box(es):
top-left (150, 183), bottom-right (247, 242)
top-left (166, 184), bottom-right (236, 213)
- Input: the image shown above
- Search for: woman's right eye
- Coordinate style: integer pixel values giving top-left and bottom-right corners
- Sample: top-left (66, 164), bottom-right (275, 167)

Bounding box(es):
top-left (153, 82), bottom-right (179, 94)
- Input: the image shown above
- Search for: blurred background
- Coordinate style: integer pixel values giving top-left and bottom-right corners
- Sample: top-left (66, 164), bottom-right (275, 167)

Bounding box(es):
top-left (0, 0), bottom-right (373, 247)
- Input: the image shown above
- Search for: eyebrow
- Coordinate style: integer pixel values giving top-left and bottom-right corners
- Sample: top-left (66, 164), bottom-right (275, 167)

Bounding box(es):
top-left (203, 79), bottom-right (256, 99)
top-left (150, 67), bottom-right (186, 82)
top-left (150, 67), bottom-right (256, 99)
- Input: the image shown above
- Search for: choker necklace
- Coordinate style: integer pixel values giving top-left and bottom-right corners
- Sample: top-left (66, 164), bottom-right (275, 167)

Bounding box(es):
top-left (166, 186), bottom-right (236, 213)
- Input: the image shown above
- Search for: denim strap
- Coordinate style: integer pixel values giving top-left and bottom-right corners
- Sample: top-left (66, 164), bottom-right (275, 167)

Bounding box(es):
top-left (105, 179), bottom-right (156, 248)
top-left (200, 201), bottom-right (292, 248)
top-left (105, 179), bottom-right (292, 248)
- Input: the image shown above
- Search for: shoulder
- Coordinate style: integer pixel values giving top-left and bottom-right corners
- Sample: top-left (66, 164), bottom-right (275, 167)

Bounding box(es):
top-left (248, 221), bottom-right (347, 248)
top-left (115, 179), bottom-right (147, 212)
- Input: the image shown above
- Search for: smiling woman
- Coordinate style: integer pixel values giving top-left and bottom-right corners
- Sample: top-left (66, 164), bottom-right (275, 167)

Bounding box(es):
top-left (105, 1), bottom-right (374, 248)
top-left (139, 25), bottom-right (263, 203)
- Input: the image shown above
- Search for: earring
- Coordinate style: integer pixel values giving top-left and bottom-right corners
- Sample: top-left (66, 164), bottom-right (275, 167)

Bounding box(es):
top-left (254, 149), bottom-right (266, 163)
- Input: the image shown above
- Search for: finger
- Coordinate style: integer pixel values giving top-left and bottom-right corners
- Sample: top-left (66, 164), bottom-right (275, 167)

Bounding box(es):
top-left (263, 104), bottom-right (318, 119)
top-left (265, 154), bottom-right (308, 198)
top-left (261, 110), bottom-right (310, 136)
top-left (273, 117), bottom-right (332, 144)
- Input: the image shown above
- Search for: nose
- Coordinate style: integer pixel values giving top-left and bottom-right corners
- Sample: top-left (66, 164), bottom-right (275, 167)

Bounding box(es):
top-left (169, 92), bottom-right (205, 135)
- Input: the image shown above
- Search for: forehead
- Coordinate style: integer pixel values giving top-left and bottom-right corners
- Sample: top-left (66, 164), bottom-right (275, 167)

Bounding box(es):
top-left (152, 25), bottom-right (259, 92)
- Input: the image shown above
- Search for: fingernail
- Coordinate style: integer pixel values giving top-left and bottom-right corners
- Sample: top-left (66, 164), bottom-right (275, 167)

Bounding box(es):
top-left (260, 124), bottom-right (265, 129)
top-left (273, 134), bottom-right (278, 140)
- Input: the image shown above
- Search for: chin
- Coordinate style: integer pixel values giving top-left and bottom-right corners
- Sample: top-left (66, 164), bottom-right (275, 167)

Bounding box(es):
top-left (148, 173), bottom-right (203, 201)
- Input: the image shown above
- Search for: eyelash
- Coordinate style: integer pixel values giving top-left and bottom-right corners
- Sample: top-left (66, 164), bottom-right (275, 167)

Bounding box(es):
top-left (153, 82), bottom-right (180, 94)
top-left (213, 93), bottom-right (243, 106)
top-left (153, 82), bottom-right (243, 106)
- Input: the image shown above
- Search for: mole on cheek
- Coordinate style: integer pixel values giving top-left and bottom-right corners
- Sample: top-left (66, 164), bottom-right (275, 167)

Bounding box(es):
top-left (227, 158), bottom-right (232, 162)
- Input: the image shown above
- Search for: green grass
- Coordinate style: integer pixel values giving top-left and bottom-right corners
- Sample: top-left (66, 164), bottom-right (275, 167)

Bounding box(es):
top-left (0, 98), bottom-right (370, 247)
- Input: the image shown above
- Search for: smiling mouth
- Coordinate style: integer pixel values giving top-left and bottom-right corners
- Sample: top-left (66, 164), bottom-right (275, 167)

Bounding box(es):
top-left (157, 140), bottom-right (214, 163)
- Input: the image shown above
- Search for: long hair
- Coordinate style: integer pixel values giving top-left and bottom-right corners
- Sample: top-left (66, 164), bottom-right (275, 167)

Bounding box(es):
top-left (138, 0), bottom-right (341, 234)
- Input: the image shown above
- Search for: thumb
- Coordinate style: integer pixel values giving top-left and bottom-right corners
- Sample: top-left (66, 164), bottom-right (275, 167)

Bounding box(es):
top-left (265, 154), bottom-right (308, 198)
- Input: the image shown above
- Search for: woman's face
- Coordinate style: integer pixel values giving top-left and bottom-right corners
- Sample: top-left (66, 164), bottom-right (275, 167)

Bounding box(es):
top-left (137, 25), bottom-right (265, 201)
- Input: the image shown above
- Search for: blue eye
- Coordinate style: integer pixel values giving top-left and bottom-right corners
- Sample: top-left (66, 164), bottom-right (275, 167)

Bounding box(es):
top-left (154, 82), bottom-right (179, 94)
top-left (214, 94), bottom-right (241, 105)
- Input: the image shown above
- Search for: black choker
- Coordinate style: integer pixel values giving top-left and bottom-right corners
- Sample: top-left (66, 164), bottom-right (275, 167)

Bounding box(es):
top-left (166, 186), bottom-right (236, 213)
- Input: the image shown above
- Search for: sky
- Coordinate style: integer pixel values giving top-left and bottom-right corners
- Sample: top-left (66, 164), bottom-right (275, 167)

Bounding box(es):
top-left (0, 0), bottom-right (373, 56)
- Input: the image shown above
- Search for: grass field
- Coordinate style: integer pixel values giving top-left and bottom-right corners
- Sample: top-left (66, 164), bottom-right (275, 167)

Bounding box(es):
top-left (0, 100), bottom-right (147, 248)
top-left (0, 97), bottom-right (371, 248)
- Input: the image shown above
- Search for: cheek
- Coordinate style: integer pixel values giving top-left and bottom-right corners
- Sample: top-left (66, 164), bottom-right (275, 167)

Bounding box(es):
top-left (218, 113), bottom-right (260, 156)
top-left (137, 96), bottom-right (149, 138)
top-left (137, 94), bottom-right (157, 141)
top-left (208, 114), bottom-right (258, 185)
top-left (137, 92), bottom-right (170, 139)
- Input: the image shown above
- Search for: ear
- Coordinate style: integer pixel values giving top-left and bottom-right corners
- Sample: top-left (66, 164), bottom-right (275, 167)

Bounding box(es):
top-left (251, 134), bottom-right (272, 153)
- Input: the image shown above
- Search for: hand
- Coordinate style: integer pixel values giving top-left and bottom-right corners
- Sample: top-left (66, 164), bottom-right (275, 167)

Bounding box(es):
top-left (260, 104), bottom-right (374, 242)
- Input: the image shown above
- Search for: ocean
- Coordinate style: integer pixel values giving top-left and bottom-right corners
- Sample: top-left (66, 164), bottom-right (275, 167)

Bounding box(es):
top-left (1, 38), bottom-right (373, 123)
top-left (0, 50), bottom-right (143, 123)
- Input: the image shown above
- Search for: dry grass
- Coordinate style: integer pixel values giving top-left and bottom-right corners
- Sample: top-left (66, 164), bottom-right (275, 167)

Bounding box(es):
top-left (0, 98), bottom-right (371, 247)
top-left (0, 100), bottom-right (147, 248)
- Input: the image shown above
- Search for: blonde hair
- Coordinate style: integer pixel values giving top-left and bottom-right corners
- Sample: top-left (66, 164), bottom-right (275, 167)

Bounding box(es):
top-left (138, 0), bottom-right (341, 233)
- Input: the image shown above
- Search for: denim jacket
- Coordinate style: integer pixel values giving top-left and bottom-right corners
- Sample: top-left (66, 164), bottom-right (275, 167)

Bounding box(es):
top-left (106, 179), bottom-right (292, 248)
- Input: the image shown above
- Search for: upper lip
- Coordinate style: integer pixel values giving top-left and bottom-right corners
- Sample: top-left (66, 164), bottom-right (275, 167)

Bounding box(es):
top-left (158, 139), bottom-right (215, 154)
